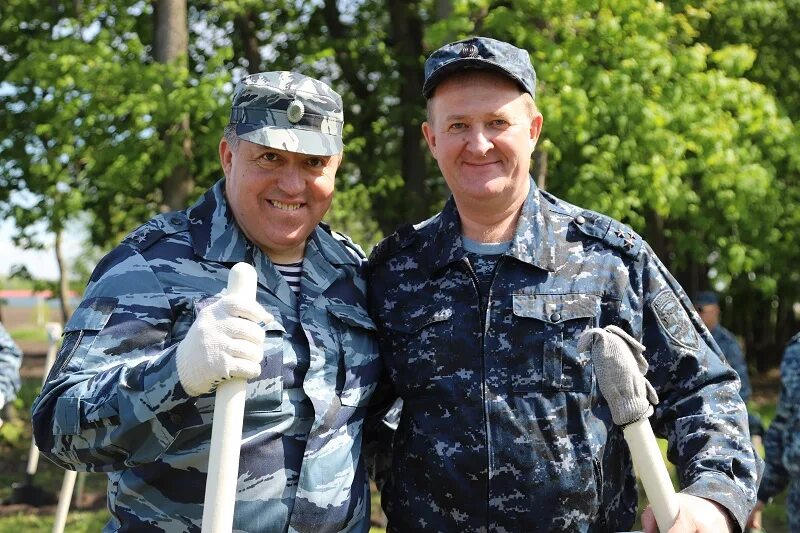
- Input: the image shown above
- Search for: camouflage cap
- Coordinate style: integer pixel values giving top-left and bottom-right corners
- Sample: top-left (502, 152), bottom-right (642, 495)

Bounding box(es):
top-left (230, 71), bottom-right (344, 156)
top-left (423, 37), bottom-right (536, 99)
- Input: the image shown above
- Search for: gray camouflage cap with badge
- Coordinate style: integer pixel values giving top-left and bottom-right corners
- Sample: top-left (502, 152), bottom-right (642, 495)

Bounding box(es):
top-left (423, 36), bottom-right (537, 99)
top-left (229, 71), bottom-right (344, 156)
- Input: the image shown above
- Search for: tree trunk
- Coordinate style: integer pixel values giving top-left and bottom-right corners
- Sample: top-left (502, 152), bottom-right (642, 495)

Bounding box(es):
top-left (153, 0), bottom-right (193, 211)
top-left (388, 0), bottom-right (428, 224)
top-left (234, 10), bottom-right (262, 73)
top-left (54, 229), bottom-right (72, 323)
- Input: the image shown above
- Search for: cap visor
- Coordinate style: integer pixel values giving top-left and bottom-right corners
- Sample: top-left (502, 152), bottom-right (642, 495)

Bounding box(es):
top-left (423, 58), bottom-right (528, 98)
top-left (236, 125), bottom-right (343, 156)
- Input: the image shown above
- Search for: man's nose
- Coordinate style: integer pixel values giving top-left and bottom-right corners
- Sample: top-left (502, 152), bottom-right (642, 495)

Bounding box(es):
top-left (277, 164), bottom-right (306, 195)
top-left (465, 127), bottom-right (493, 156)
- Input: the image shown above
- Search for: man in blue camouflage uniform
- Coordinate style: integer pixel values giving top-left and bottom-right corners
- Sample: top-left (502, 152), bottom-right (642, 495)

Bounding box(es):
top-left (693, 291), bottom-right (763, 442)
top-left (0, 322), bottom-right (22, 428)
top-left (31, 72), bottom-right (380, 532)
top-left (368, 37), bottom-right (759, 532)
top-left (747, 333), bottom-right (800, 532)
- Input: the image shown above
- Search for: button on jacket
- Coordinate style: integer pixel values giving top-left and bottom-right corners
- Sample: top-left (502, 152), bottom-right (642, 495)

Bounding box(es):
top-left (368, 177), bottom-right (758, 532)
top-left (32, 179), bottom-right (379, 533)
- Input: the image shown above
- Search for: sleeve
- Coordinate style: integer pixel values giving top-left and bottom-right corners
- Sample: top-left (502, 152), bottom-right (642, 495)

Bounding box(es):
top-left (0, 322), bottom-right (22, 409)
top-left (30, 245), bottom-right (202, 472)
top-left (720, 331), bottom-right (752, 403)
top-left (757, 341), bottom-right (800, 502)
top-left (362, 256), bottom-right (400, 489)
top-left (631, 246), bottom-right (759, 531)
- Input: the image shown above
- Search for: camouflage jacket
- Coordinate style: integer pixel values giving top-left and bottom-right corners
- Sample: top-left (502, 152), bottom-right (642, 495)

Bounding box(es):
top-left (710, 324), bottom-right (752, 403)
top-left (758, 333), bottom-right (800, 502)
top-left (0, 322), bottom-right (22, 409)
top-left (367, 178), bottom-right (758, 532)
top-left (31, 180), bottom-right (380, 533)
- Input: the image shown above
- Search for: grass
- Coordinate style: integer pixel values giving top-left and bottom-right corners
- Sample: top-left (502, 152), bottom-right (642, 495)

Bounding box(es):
top-left (0, 379), bottom-right (787, 531)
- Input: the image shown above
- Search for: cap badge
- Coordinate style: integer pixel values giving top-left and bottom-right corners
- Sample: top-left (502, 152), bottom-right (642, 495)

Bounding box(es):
top-left (287, 99), bottom-right (304, 123)
top-left (459, 44), bottom-right (479, 58)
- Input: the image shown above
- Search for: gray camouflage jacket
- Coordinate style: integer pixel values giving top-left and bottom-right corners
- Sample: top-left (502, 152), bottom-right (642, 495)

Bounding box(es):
top-left (368, 178), bottom-right (758, 532)
top-left (32, 179), bottom-right (379, 533)
top-left (758, 333), bottom-right (800, 502)
top-left (0, 322), bottom-right (22, 409)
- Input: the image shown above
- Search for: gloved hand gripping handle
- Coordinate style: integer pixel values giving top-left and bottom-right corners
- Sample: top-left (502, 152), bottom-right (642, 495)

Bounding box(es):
top-left (201, 263), bottom-right (258, 532)
top-left (578, 326), bottom-right (679, 532)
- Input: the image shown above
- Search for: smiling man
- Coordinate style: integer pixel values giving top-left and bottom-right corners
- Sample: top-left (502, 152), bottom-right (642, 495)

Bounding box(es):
top-left (368, 37), bottom-right (759, 532)
top-left (32, 72), bottom-right (379, 532)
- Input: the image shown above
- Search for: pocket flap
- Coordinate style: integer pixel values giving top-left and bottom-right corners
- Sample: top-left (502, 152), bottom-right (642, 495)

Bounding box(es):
top-left (387, 305), bottom-right (454, 334)
top-left (328, 303), bottom-right (376, 331)
top-left (64, 297), bottom-right (117, 333)
top-left (512, 293), bottom-right (599, 323)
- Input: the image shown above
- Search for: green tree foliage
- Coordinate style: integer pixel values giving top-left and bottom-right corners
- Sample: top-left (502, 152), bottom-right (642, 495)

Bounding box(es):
top-left (1, 0), bottom-right (797, 363)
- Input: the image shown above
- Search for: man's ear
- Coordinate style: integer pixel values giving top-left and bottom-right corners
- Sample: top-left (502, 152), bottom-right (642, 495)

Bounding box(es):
top-left (219, 137), bottom-right (233, 177)
top-left (422, 121), bottom-right (437, 157)
top-left (529, 112), bottom-right (543, 150)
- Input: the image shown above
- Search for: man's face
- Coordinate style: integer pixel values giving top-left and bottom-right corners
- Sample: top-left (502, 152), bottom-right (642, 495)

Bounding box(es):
top-left (422, 71), bottom-right (542, 213)
top-left (220, 138), bottom-right (339, 263)
top-left (696, 304), bottom-right (720, 330)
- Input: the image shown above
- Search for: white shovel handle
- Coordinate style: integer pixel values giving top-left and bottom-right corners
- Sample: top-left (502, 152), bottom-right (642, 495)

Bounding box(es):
top-left (624, 418), bottom-right (680, 531)
top-left (201, 263), bottom-right (258, 532)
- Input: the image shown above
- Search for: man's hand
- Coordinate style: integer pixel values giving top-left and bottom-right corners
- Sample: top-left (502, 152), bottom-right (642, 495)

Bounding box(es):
top-left (745, 500), bottom-right (765, 530)
top-left (642, 494), bottom-right (732, 533)
top-left (176, 292), bottom-right (272, 397)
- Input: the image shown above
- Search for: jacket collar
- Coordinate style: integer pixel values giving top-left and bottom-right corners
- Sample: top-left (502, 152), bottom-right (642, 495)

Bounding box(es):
top-left (426, 176), bottom-right (557, 275)
top-left (185, 179), bottom-right (357, 309)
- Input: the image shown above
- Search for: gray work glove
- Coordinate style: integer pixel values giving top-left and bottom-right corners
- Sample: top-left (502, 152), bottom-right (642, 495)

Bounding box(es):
top-left (578, 325), bottom-right (659, 426)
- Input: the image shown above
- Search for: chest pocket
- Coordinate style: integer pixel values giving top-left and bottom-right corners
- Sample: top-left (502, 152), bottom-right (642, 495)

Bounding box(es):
top-left (382, 304), bottom-right (454, 395)
top-left (511, 293), bottom-right (598, 392)
top-left (328, 304), bottom-right (379, 407)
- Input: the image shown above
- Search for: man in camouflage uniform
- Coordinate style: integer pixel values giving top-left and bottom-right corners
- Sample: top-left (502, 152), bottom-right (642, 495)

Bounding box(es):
top-left (747, 333), bottom-right (800, 531)
top-left (368, 37), bottom-right (759, 532)
top-left (32, 72), bottom-right (380, 532)
top-left (0, 322), bottom-right (22, 427)
top-left (693, 291), bottom-right (763, 442)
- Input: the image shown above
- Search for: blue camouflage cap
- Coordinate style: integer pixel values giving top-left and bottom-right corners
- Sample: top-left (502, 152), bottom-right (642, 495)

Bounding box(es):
top-left (692, 291), bottom-right (719, 307)
top-left (423, 37), bottom-right (537, 99)
top-left (230, 71), bottom-right (344, 156)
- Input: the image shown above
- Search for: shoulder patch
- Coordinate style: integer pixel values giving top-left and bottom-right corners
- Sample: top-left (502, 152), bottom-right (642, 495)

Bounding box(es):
top-left (573, 210), bottom-right (643, 259)
top-left (652, 289), bottom-right (700, 351)
top-left (122, 212), bottom-right (189, 252)
top-left (368, 224), bottom-right (416, 266)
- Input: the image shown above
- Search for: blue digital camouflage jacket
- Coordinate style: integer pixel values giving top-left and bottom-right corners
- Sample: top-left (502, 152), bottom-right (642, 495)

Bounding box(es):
top-left (367, 178), bottom-right (759, 532)
top-left (710, 324), bottom-right (752, 403)
top-left (31, 179), bottom-right (380, 533)
top-left (758, 333), bottom-right (800, 522)
top-left (0, 322), bottom-right (22, 409)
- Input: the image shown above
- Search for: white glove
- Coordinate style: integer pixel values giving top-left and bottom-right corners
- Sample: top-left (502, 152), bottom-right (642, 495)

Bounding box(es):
top-left (176, 292), bottom-right (273, 397)
top-left (578, 325), bottom-right (659, 426)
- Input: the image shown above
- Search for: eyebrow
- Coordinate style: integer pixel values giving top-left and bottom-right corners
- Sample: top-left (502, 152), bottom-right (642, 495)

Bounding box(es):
top-left (443, 111), bottom-right (510, 123)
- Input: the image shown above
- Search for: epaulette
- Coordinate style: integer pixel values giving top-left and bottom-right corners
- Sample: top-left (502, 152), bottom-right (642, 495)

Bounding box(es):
top-left (121, 211), bottom-right (189, 253)
top-left (321, 222), bottom-right (368, 261)
top-left (788, 332), bottom-right (800, 347)
top-left (368, 224), bottom-right (417, 266)
top-left (572, 210), bottom-right (643, 259)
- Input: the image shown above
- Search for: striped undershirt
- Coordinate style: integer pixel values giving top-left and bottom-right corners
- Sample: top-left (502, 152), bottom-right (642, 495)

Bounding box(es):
top-left (274, 261), bottom-right (303, 294)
